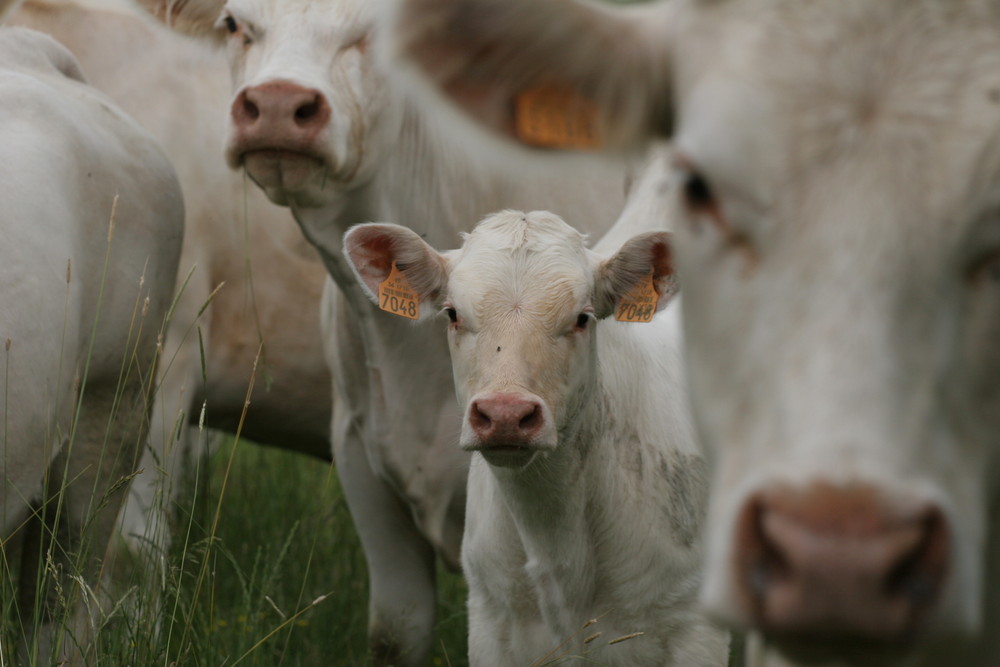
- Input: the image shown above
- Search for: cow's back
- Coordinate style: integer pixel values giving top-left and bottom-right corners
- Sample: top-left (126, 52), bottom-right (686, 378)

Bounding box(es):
top-left (0, 29), bottom-right (182, 499)
top-left (0, 27), bottom-right (182, 660)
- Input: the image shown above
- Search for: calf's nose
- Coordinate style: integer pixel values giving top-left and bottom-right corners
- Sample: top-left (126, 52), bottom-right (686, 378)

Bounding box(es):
top-left (231, 81), bottom-right (330, 140)
top-left (734, 483), bottom-right (949, 643)
top-left (468, 394), bottom-right (544, 445)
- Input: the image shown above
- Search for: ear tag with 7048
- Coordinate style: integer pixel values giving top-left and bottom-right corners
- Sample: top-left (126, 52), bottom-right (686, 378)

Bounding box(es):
top-left (378, 262), bottom-right (419, 320)
top-left (615, 270), bottom-right (656, 323)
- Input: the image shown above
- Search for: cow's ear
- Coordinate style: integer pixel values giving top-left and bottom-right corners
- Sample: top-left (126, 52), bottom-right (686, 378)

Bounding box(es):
top-left (343, 223), bottom-right (450, 319)
top-left (132, 0), bottom-right (225, 39)
top-left (385, 0), bottom-right (676, 153)
top-left (594, 232), bottom-right (677, 321)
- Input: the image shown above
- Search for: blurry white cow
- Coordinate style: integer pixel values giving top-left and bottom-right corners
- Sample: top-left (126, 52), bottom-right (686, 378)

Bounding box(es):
top-left (0, 26), bottom-right (182, 660)
top-left (10, 0), bottom-right (332, 555)
top-left (127, 0), bottom-right (628, 662)
top-left (344, 203), bottom-right (729, 665)
top-left (385, 0), bottom-right (1000, 665)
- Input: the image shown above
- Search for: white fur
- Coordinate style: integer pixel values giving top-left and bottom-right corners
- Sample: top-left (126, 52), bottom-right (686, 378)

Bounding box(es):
top-left (131, 0), bottom-right (628, 663)
top-left (345, 209), bottom-right (728, 665)
top-left (9, 0), bottom-right (333, 562)
top-left (0, 26), bottom-right (183, 660)
top-left (387, 0), bottom-right (1000, 664)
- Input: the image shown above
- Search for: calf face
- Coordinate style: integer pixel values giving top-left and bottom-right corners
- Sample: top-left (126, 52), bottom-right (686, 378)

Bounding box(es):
top-left (137, 0), bottom-right (392, 208)
top-left (387, 0), bottom-right (1000, 661)
top-left (343, 211), bottom-right (676, 469)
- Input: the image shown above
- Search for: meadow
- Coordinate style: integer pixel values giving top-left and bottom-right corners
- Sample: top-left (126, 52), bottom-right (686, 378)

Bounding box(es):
top-left (2, 431), bottom-right (469, 666)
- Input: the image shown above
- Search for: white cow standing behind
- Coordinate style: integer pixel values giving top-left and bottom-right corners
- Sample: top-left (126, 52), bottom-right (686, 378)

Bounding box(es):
top-left (9, 0), bottom-right (333, 558)
top-left (128, 0), bottom-right (628, 662)
top-left (0, 26), bottom-right (183, 661)
top-left (384, 0), bottom-right (1000, 665)
top-left (344, 207), bottom-right (729, 663)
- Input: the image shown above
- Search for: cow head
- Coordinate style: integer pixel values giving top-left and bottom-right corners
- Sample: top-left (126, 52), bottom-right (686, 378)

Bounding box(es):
top-left (136, 0), bottom-right (395, 208)
top-left (343, 211), bottom-right (675, 470)
top-left (387, 0), bottom-right (1000, 661)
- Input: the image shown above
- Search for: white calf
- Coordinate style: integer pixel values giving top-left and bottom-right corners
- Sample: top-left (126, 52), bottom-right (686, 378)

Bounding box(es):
top-left (0, 26), bottom-right (183, 659)
top-left (344, 209), bottom-right (728, 665)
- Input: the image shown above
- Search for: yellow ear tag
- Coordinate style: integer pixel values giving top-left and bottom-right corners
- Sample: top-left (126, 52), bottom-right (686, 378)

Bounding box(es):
top-left (515, 83), bottom-right (601, 150)
top-left (378, 262), bottom-right (419, 320)
top-left (615, 271), bottom-right (657, 323)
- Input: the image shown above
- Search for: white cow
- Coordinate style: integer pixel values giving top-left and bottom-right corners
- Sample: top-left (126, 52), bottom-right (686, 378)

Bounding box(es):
top-left (343, 204), bottom-right (729, 665)
top-left (129, 0), bottom-right (628, 662)
top-left (0, 26), bottom-right (183, 660)
top-left (385, 0), bottom-right (1000, 665)
top-left (9, 0), bottom-right (332, 557)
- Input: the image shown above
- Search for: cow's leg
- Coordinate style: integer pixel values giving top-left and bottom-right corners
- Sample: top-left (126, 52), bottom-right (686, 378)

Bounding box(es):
top-left (324, 285), bottom-right (437, 666)
top-left (333, 405), bottom-right (438, 666)
top-left (118, 264), bottom-right (208, 557)
top-left (466, 584), bottom-right (511, 666)
top-left (21, 376), bottom-right (148, 662)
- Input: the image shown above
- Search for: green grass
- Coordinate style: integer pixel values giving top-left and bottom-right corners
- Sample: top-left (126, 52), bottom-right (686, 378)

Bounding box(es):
top-left (132, 440), bottom-right (466, 667)
top-left (164, 441), bottom-right (466, 666)
top-left (93, 436), bottom-right (469, 666)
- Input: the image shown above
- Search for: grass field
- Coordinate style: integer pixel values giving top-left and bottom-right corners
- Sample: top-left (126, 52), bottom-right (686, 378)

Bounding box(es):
top-left (2, 433), bottom-right (468, 666)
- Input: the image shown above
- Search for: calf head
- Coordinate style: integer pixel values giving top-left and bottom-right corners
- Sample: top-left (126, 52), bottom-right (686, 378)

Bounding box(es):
top-left (343, 210), bottom-right (676, 470)
top-left (388, 0), bottom-right (1000, 661)
top-left (136, 0), bottom-right (394, 208)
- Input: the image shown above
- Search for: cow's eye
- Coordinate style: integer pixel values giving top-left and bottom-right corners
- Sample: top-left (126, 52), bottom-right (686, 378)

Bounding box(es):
top-left (574, 312), bottom-right (590, 331)
top-left (221, 14), bottom-right (239, 34)
top-left (682, 170), bottom-right (716, 213)
top-left (445, 307), bottom-right (458, 323)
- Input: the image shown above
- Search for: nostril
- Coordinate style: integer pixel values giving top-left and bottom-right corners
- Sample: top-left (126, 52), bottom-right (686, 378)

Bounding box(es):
top-left (294, 97), bottom-right (320, 123)
top-left (884, 509), bottom-right (949, 606)
top-left (469, 402), bottom-right (492, 433)
top-left (518, 404), bottom-right (542, 433)
top-left (241, 97), bottom-right (260, 121)
top-left (746, 501), bottom-right (791, 598)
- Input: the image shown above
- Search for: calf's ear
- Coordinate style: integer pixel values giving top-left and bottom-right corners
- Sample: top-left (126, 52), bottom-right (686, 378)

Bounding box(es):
top-left (385, 0), bottom-right (676, 153)
top-left (343, 223), bottom-right (450, 317)
top-left (132, 0), bottom-right (225, 39)
top-left (594, 231), bottom-right (678, 321)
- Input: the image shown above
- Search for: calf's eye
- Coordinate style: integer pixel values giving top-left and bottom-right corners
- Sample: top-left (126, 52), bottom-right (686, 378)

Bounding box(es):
top-left (223, 15), bottom-right (238, 34)
top-left (446, 307), bottom-right (458, 323)
top-left (575, 313), bottom-right (590, 331)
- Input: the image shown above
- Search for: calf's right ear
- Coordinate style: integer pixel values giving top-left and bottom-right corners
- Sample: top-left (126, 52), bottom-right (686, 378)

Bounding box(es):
top-left (594, 231), bottom-right (678, 321)
top-left (343, 223), bottom-right (450, 318)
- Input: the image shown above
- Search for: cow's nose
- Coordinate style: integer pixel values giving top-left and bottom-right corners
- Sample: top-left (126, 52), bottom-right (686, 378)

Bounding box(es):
top-left (734, 483), bottom-right (949, 643)
top-left (231, 81), bottom-right (330, 137)
top-left (469, 394), bottom-right (544, 444)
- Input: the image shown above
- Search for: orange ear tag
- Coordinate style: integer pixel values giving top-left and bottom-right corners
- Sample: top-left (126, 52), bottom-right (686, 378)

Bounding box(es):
top-left (514, 83), bottom-right (601, 150)
top-left (615, 271), bottom-right (657, 323)
top-left (378, 262), bottom-right (419, 320)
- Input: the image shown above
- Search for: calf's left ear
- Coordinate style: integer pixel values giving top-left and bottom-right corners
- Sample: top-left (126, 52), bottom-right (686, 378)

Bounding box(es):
top-left (343, 223), bottom-right (449, 319)
top-left (594, 231), bottom-right (677, 321)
